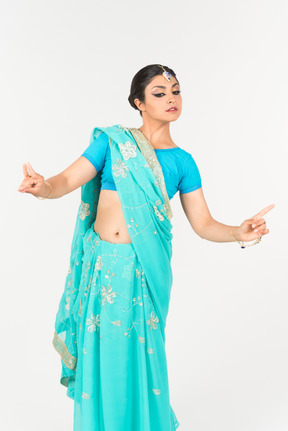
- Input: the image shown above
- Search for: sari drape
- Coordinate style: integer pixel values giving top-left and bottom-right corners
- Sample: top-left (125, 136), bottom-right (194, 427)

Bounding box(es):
top-left (52, 124), bottom-right (179, 429)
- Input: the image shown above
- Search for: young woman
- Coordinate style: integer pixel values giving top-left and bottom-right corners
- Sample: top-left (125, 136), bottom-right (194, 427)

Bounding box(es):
top-left (18, 64), bottom-right (274, 431)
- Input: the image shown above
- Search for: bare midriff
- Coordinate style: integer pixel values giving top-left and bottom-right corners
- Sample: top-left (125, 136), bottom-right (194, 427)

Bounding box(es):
top-left (93, 189), bottom-right (133, 244)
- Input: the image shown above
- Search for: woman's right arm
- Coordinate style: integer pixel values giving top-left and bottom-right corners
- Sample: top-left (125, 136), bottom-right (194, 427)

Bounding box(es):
top-left (18, 156), bottom-right (97, 199)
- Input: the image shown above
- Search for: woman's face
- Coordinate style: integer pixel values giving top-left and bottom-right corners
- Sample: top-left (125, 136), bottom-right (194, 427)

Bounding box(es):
top-left (135, 74), bottom-right (182, 122)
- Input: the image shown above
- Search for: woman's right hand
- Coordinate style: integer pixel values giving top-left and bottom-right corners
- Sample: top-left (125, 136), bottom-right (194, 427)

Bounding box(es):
top-left (18, 162), bottom-right (48, 198)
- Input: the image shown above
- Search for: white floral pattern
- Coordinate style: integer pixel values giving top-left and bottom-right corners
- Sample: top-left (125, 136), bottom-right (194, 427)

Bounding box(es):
top-left (95, 256), bottom-right (103, 270)
top-left (118, 141), bottom-right (137, 160)
top-left (79, 200), bottom-right (90, 220)
top-left (112, 159), bottom-right (129, 178)
top-left (86, 313), bottom-right (101, 332)
top-left (77, 236), bottom-right (161, 348)
top-left (147, 311), bottom-right (159, 330)
top-left (101, 285), bottom-right (117, 305)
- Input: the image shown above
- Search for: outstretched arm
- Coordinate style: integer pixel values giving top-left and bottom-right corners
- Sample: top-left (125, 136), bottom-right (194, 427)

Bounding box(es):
top-left (18, 156), bottom-right (97, 199)
top-left (179, 187), bottom-right (274, 243)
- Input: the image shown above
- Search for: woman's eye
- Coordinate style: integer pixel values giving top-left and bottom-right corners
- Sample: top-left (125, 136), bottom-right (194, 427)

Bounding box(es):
top-left (153, 91), bottom-right (181, 98)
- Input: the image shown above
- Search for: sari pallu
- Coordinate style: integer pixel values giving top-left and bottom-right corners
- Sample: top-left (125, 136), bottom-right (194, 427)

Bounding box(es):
top-left (52, 124), bottom-right (180, 430)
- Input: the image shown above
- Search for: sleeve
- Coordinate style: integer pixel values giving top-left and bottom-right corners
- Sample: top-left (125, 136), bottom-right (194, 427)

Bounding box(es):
top-left (178, 153), bottom-right (202, 194)
top-left (81, 129), bottom-right (109, 172)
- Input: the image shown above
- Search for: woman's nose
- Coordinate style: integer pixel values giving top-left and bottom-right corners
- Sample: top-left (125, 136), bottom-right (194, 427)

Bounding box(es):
top-left (168, 95), bottom-right (176, 104)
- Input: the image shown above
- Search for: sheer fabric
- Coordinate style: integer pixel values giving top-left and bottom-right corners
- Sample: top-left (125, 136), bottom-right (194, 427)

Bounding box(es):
top-left (52, 125), bottom-right (180, 430)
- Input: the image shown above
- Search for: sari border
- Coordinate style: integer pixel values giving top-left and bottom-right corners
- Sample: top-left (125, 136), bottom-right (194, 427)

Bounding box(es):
top-left (52, 329), bottom-right (77, 371)
top-left (119, 126), bottom-right (173, 220)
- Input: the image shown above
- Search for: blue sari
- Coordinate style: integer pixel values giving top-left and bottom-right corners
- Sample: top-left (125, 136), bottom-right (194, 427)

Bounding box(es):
top-left (52, 125), bottom-right (180, 430)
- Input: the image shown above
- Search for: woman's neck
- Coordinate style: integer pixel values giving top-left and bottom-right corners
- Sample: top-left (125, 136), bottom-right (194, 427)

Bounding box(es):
top-left (138, 122), bottom-right (175, 147)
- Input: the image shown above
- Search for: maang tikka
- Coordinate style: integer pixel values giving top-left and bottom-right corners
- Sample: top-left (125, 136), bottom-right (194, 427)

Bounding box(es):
top-left (157, 65), bottom-right (172, 82)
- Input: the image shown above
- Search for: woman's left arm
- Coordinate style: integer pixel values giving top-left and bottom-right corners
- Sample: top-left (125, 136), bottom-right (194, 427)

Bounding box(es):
top-left (179, 187), bottom-right (275, 243)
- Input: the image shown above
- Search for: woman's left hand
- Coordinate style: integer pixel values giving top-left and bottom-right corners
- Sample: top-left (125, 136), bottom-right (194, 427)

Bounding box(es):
top-left (235, 204), bottom-right (275, 242)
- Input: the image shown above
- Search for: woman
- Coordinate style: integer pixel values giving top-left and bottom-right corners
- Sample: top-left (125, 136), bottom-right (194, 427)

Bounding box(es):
top-left (18, 64), bottom-right (274, 430)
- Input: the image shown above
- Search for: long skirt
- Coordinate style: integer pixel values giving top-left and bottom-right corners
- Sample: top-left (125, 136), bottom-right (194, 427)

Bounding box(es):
top-left (53, 224), bottom-right (180, 430)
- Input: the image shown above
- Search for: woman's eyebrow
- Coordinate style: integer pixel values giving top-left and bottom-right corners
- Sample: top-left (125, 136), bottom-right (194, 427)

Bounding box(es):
top-left (151, 83), bottom-right (180, 90)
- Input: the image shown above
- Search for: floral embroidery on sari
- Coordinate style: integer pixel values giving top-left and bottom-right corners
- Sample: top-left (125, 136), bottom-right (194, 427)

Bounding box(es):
top-left (122, 126), bottom-right (173, 220)
top-left (79, 200), bottom-right (90, 220)
top-left (147, 311), bottom-right (159, 330)
top-left (112, 159), bottom-right (129, 178)
top-left (118, 141), bottom-right (137, 160)
top-left (75, 236), bottom-right (160, 344)
top-left (86, 313), bottom-right (101, 332)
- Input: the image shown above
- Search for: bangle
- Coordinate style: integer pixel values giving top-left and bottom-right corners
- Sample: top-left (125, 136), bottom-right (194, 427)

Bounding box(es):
top-left (231, 231), bottom-right (261, 248)
top-left (37, 181), bottom-right (53, 200)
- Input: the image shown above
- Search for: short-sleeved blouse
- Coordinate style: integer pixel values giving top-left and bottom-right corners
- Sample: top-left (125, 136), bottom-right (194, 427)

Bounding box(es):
top-left (81, 132), bottom-right (202, 200)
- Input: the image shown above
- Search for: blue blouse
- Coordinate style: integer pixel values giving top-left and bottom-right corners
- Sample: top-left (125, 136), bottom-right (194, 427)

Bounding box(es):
top-left (81, 132), bottom-right (202, 200)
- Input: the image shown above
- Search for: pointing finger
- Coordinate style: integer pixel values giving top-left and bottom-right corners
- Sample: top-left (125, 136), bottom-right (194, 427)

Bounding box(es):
top-left (251, 204), bottom-right (275, 222)
top-left (22, 162), bottom-right (29, 178)
top-left (26, 161), bottom-right (37, 176)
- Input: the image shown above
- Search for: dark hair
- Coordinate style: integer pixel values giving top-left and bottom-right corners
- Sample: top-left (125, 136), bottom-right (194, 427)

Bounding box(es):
top-left (128, 64), bottom-right (179, 117)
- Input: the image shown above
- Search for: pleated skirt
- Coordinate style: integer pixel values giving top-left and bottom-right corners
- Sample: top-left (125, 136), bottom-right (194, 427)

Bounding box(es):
top-left (54, 224), bottom-right (180, 430)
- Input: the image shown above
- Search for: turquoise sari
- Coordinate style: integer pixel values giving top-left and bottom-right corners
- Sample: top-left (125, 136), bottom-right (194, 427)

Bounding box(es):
top-left (52, 125), bottom-right (179, 430)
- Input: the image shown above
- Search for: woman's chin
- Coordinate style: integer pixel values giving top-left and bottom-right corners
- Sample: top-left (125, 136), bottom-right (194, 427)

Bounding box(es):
top-left (166, 115), bottom-right (181, 123)
top-left (160, 113), bottom-right (181, 123)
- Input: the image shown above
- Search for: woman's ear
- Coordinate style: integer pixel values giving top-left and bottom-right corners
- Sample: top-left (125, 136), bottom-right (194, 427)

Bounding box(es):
top-left (134, 98), bottom-right (144, 114)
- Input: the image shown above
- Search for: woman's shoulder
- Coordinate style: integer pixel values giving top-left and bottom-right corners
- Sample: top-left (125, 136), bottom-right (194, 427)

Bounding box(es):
top-left (177, 146), bottom-right (199, 161)
top-left (89, 124), bottom-right (129, 142)
top-left (166, 146), bottom-right (194, 162)
top-left (170, 147), bottom-right (201, 178)
top-left (92, 124), bottom-right (125, 132)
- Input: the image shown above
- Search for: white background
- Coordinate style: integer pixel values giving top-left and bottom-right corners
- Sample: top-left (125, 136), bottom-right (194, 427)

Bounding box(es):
top-left (1, 0), bottom-right (287, 430)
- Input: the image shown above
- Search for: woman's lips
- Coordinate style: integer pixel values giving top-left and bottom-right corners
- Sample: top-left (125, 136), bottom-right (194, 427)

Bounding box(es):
top-left (166, 107), bottom-right (178, 112)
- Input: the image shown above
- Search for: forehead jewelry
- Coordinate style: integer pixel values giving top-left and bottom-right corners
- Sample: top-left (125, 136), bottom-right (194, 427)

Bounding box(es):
top-left (157, 64), bottom-right (172, 82)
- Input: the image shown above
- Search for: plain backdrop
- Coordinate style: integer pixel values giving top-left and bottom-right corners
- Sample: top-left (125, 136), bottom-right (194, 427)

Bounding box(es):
top-left (1, 0), bottom-right (287, 430)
